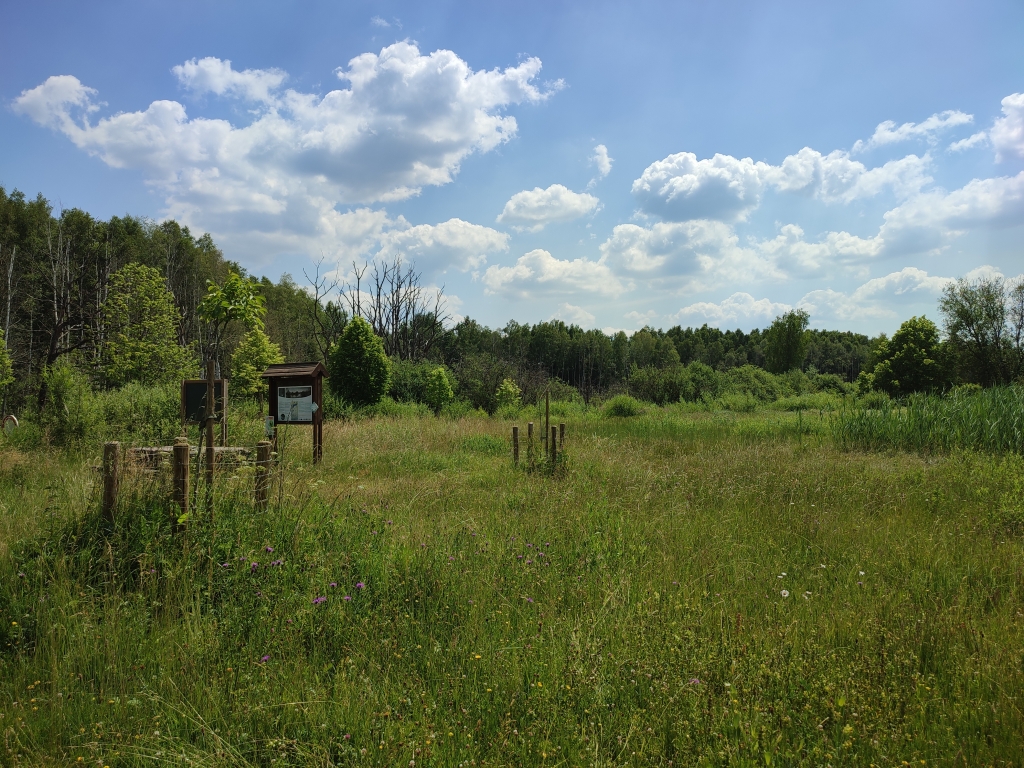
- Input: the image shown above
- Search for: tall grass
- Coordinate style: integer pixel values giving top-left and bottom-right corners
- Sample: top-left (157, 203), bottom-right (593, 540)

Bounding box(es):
top-left (832, 384), bottom-right (1024, 454)
top-left (1, 408), bottom-right (1023, 765)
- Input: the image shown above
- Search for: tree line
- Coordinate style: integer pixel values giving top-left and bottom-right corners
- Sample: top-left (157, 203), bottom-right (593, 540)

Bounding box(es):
top-left (0, 187), bottom-right (1018, 419)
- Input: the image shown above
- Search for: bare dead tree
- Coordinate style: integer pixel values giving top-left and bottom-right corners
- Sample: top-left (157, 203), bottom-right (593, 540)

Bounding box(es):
top-left (341, 256), bottom-right (449, 361)
top-left (303, 255), bottom-right (348, 360)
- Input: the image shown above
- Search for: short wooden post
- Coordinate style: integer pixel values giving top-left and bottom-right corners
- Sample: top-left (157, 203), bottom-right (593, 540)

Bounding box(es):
top-left (205, 360), bottom-right (216, 512)
top-left (544, 391), bottom-right (550, 449)
top-left (550, 425), bottom-right (558, 466)
top-left (559, 422), bottom-right (565, 449)
top-left (512, 426), bottom-right (519, 465)
top-left (102, 441), bottom-right (119, 521)
top-left (172, 436), bottom-right (189, 531)
top-left (527, 421), bottom-right (534, 465)
top-left (255, 440), bottom-right (272, 510)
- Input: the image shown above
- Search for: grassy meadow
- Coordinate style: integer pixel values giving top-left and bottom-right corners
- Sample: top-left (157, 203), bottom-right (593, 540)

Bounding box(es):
top-left (1, 404), bottom-right (1024, 766)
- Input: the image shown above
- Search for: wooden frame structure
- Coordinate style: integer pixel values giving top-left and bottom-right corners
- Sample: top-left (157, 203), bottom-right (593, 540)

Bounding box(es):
top-left (262, 362), bottom-right (327, 463)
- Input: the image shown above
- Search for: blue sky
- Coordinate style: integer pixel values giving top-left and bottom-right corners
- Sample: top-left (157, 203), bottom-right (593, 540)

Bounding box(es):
top-left (3, 0), bottom-right (1023, 335)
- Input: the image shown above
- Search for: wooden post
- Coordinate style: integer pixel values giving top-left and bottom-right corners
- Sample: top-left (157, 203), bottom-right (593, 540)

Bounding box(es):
top-left (102, 441), bottom-right (119, 521)
top-left (205, 359), bottom-right (215, 511)
top-left (559, 422), bottom-right (565, 449)
top-left (527, 421), bottom-right (534, 465)
top-left (545, 391), bottom-right (550, 450)
top-left (255, 440), bottom-right (272, 510)
top-left (172, 436), bottom-right (189, 532)
top-left (550, 425), bottom-right (558, 467)
top-left (512, 426), bottom-right (519, 465)
top-left (313, 375), bottom-right (323, 464)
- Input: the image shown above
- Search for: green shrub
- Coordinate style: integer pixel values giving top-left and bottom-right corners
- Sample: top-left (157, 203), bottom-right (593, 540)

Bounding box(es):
top-left (231, 328), bottom-right (283, 399)
top-left (328, 317), bottom-right (391, 407)
top-left (683, 362), bottom-right (722, 402)
top-left (97, 382), bottom-right (181, 445)
top-left (495, 378), bottom-right (522, 410)
top-left (388, 359), bottom-right (435, 403)
top-left (629, 365), bottom-right (687, 404)
top-left (721, 365), bottom-right (788, 402)
top-left (424, 367), bottom-right (455, 414)
top-left (40, 360), bottom-right (102, 448)
top-left (440, 399), bottom-right (476, 420)
top-left (604, 394), bottom-right (645, 417)
top-left (546, 377), bottom-right (581, 404)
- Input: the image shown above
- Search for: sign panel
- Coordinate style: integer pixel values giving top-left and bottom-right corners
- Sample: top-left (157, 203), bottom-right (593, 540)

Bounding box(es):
top-left (181, 380), bottom-right (227, 424)
top-left (278, 385), bottom-right (314, 423)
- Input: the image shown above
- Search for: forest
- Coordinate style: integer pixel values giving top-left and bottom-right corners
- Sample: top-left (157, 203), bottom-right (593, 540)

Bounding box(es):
top-left (1, 185), bottom-right (1022, 432)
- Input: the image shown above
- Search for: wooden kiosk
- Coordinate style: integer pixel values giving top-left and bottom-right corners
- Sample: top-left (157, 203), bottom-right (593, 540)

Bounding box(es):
top-left (181, 378), bottom-right (228, 445)
top-left (262, 362), bottom-right (327, 463)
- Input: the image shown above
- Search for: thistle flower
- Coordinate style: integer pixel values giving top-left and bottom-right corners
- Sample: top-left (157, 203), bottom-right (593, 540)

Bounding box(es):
top-left (260, 655), bottom-right (270, 663)
top-left (313, 596), bottom-right (326, 605)
top-left (265, 546), bottom-right (274, 553)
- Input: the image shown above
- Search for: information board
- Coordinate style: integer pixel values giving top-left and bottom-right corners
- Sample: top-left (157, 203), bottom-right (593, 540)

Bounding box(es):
top-left (277, 385), bottom-right (314, 423)
top-left (181, 380), bottom-right (227, 424)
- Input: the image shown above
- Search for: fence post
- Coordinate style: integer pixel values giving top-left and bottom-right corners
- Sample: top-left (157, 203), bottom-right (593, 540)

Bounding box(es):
top-left (550, 425), bottom-right (558, 467)
top-left (255, 440), bottom-right (272, 511)
top-left (512, 426), bottom-right (519, 465)
top-left (172, 436), bottom-right (189, 532)
top-left (559, 422), bottom-right (565, 449)
top-left (205, 359), bottom-right (216, 513)
top-left (102, 441), bottom-right (119, 522)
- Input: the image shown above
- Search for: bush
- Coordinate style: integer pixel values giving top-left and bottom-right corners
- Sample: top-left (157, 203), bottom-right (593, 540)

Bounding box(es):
top-left (721, 365), bottom-right (788, 403)
top-left (683, 362), bottom-right (722, 402)
top-left (328, 317), bottom-right (391, 407)
top-left (388, 359), bottom-right (435, 403)
top-left (424, 367), bottom-right (455, 414)
top-left (495, 378), bottom-right (522, 410)
top-left (40, 360), bottom-right (102, 448)
top-left (604, 394), bottom-right (645, 417)
top-left (97, 382), bottom-right (181, 445)
top-left (441, 399), bottom-right (476, 420)
top-left (547, 377), bottom-right (581, 404)
top-left (629, 365), bottom-right (687, 405)
top-left (231, 328), bottom-right (283, 399)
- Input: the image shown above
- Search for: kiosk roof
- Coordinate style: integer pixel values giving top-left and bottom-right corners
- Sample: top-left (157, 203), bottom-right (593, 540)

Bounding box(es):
top-left (261, 362), bottom-right (327, 379)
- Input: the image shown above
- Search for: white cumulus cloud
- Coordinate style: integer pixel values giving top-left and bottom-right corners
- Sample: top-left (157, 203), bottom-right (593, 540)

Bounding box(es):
top-left (798, 267), bottom-right (955, 322)
top-left (12, 43), bottom-right (559, 263)
top-left (482, 249), bottom-right (626, 298)
top-left (674, 292), bottom-right (792, 326)
top-left (496, 184), bottom-right (599, 231)
top-left (377, 218), bottom-right (509, 275)
top-left (587, 144), bottom-right (613, 188)
top-left (991, 92), bottom-right (1024, 161)
top-left (550, 303), bottom-right (596, 326)
top-left (852, 110), bottom-right (974, 153)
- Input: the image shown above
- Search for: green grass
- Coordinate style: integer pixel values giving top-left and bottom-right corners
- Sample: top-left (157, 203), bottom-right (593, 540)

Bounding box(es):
top-left (833, 384), bottom-right (1024, 455)
top-left (1, 407), bottom-right (1023, 766)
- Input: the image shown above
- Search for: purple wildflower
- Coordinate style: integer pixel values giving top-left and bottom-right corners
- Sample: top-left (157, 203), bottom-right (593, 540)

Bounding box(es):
top-left (517, 555), bottom-right (523, 560)
top-left (526, 597), bottom-right (534, 603)
top-left (343, 595), bottom-right (352, 601)
top-left (688, 677), bottom-right (701, 685)
top-left (256, 591), bottom-right (262, 597)
top-left (260, 655), bottom-right (270, 663)
top-left (329, 582), bottom-right (337, 588)
top-left (250, 562), bottom-right (259, 573)
top-left (265, 546), bottom-right (274, 553)
top-left (220, 563), bottom-right (230, 568)
top-left (355, 582), bottom-right (365, 589)
top-left (313, 596), bottom-right (327, 605)
top-left (526, 560), bottom-right (532, 564)
top-left (343, 734), bottom-right (351, 740)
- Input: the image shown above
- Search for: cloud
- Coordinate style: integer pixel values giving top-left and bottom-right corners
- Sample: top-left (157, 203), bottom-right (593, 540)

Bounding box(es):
top-left (674, 292), bottom-right (792, 326)
top-left (370, 15), bottom-right (390, 27)
top-left (496, 184), bottom-right (599, 231)
top-left (600, 219), bottom-right (778, 285)
top-left (851, 110), bottom-right (973, 153)
top-left (12, 44), bottom-right (558, 262)
top-left (798, 267), bottom-right (954, 322)
top-left (377, 218), bottom-right (509, 275)
top-left (991, 92), bottom-right (1024, 161)
top-left (587, 144), bottom-right (613, 188)
top-left (550, 303), bottom-right (596, 326)
top-left (632, 152), bottom-right (765, 222)
top-left (757, 223), bottom-right (882, 276)
top-left (948, 131), bottom-right (989, 153)
top-left (172, 57), bottom-right (286, 104)
top-left (624, 309), bottom-right (658, 323)
top-left (482, 249), bottom-right (626, 298)
top-left (632, 148), bottom-right (931, 222)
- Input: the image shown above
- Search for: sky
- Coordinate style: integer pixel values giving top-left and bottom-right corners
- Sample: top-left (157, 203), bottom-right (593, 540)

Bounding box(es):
top-left (2, 0), bottom-right (1024, 336)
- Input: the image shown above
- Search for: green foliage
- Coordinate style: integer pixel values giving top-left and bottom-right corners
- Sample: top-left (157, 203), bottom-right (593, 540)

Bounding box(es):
top-left (328, 316), bottom-right (391, 407)
top-left (40, 359), bottom-right (102, 447)
top-left (230, 328), bottom-right (284, 399)
top-left (834, 384), bottom-right (1024, 454)
top-left (388, 359), bottom-right (436, 403)
top-left (100, 263), bottom-right (192, 387)
top-left (494, 378), bottom-right (522, 410)
top-left (871, 316), bottom-right (943, 397)
top-left (684, 361), bottom-right (722, 401)
top-left (198, 271), bottom-right (266, 368)
top-left (763, 309), bottom-right (810, 373)
top-left (97, 382), bottom-right (182, 446)
top-left (939, 276), bottom-right (1023, 386)
top-left (603, 394), bottom-right (644, 417)
top-left (0, 328), bottom-right (12, 394)
top-left (423, 367), bottom-right (455, 414)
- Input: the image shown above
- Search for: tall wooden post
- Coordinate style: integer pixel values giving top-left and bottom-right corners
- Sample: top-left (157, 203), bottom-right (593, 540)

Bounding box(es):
top-left (550, 425), bottom-right (558, 467)
top-left (205, 359), bottom-right (216, 511)
top-left (512, 426), bottom-right (519, 465)
top-left (527, 421), bottom-right (534, 465)
top-left (102, 441), bottom-right (119, 522)
top-left (313, 376), bottom-right (323, 464)
top-left (255, 440), bottom-right (272, 510)
top-left (544, 391), bottom-right (550, 452)
top-left (559, 422), bottom-right (565, 449)
top-left (172, 436), bottom-right (189, 532)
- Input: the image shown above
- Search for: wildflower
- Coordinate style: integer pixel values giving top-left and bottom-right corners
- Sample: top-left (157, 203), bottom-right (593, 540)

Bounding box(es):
top-left (526, 597), bottom-right (534, 603)
top-left (313, 596), bottom-right (327, 605)
top-left (343, 734), bottom-right (351, 740)
top-left (517, 555), bottom-right (523, 560)
top-left (689, 678), bottom-right (701, 685)
top-left (343, 595), bottom-right (352, 601)
top-left (250, 562), bottom-right (259, 573)
top-left (18, 572), bottom-right (25, 578)
top-left (859, 571), bottom-right (865, 575)
top-left (265, 546), bottom-right (274, 553)
top-left (526, 560), bottom-right (533, 564)
top-left (329, 582), bottom-right (337, 588)
top-left (781, 590), bottom-right (790, 598)
top-left (356, 582), bottom-right (365, 589)
top-left (219, 563), bottom-right (230, 568)
top-left (260, 655), bottom-right (270, 663)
